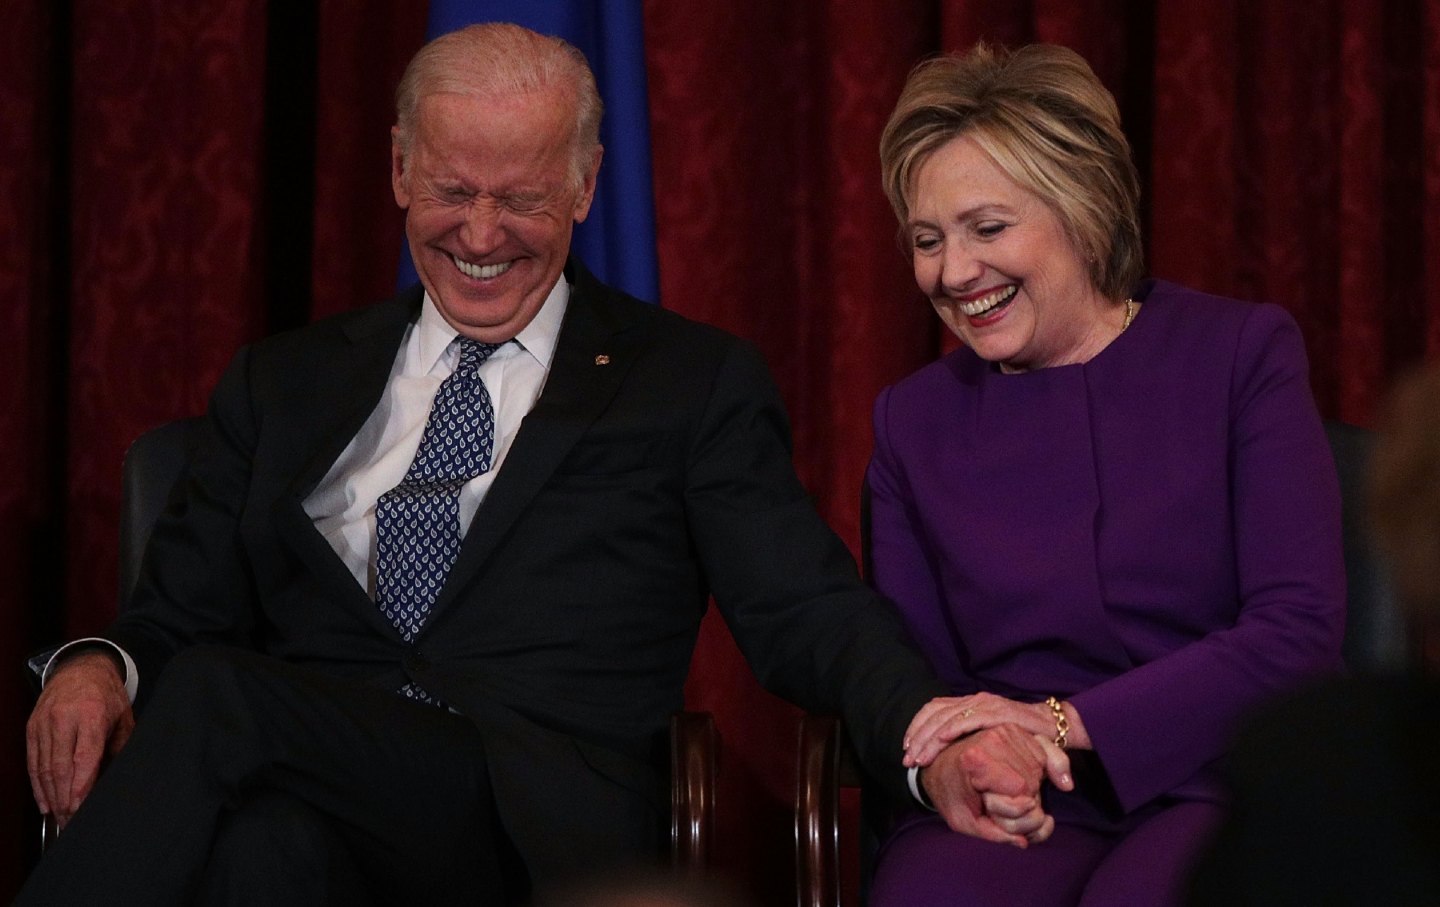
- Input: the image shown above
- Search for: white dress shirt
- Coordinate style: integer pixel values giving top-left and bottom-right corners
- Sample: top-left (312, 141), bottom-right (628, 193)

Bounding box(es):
top-left (303, 281), bottom-right (567, 597)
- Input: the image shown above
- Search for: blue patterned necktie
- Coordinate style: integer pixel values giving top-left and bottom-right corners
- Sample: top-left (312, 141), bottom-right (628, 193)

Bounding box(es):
top-left (376, 337), bottom-right (504, 699)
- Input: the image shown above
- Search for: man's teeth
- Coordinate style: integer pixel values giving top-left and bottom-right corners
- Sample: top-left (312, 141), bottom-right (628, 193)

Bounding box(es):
top-left (960, 285), bottom-right (1018, 316)
top-left (453, 256), bottom-right (512, 279)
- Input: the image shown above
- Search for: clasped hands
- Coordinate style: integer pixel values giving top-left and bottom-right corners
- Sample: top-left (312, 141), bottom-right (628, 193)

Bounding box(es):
top-left (903, 692), bottom-right (1077, 848)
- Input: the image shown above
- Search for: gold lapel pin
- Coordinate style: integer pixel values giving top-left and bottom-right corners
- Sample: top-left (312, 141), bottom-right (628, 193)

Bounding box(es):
top-left (594, 354), bottom-right (610, 366)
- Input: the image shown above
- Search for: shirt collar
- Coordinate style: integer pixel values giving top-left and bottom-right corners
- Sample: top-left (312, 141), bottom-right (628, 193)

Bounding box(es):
top-left (413, 278), bottom-right (570, 375)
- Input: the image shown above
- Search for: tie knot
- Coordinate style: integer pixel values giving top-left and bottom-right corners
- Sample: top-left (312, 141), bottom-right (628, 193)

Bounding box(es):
top-left (454, 338), bottom-right (505, 378)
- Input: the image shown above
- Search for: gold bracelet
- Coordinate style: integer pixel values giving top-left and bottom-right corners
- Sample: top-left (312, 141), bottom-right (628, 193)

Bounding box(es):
top-left (1045, 696), bottom-right (1070, 749)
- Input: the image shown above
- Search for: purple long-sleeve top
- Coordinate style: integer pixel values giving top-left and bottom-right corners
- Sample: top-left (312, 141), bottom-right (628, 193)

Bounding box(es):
top-left (867, 279), bottom-right (1346, 813)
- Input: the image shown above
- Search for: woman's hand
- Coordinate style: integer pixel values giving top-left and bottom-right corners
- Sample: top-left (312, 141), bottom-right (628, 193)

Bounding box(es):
top-left (905, 692), bottom-right (1089, 769)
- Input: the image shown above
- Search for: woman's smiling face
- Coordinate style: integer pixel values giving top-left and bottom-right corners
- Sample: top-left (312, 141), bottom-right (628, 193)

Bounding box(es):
top-left (908, 134), bottom-right (1113, 373)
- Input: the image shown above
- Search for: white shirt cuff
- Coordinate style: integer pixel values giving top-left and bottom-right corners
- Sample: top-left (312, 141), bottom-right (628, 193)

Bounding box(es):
top-left (41, 638), bottom-right (139, 704)
top-left (907, 765), bottom-right (936, 811)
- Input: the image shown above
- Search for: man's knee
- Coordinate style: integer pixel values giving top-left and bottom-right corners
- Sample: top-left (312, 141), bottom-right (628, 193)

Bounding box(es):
top-left (203, 791), bottom-right (368, 906)
top-left (214, 791), bottom-right (337, 860)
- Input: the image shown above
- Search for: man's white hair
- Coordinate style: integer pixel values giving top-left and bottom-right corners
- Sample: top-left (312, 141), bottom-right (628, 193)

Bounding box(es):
top-left (394, 22), bottom-right (603, 188)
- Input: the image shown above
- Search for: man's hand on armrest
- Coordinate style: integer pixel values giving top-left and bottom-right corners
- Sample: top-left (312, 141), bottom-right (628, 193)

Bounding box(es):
top-left (26, 651), bottom-right (135, 829)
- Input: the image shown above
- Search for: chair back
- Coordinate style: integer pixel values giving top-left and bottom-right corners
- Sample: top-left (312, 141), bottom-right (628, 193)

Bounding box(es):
top-left (1325, 421), bottom-right (1408, 672)
top-left (117, 417), bottom-right (204, 603)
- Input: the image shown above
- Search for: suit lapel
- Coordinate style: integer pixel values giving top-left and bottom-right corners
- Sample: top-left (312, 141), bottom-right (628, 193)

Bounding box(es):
top-left (271, 291), bottom-right (420, 619)
top-left (429, 264), bottom-right (646, 620)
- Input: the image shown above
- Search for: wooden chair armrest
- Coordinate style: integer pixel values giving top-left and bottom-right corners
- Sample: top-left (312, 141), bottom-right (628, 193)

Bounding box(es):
top-left (670, 709), bottom-right (718, 872)
top-left (795, 713), bottom-right (842, 907)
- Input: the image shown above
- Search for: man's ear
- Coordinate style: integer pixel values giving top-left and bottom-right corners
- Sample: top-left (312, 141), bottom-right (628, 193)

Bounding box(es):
top-left (391, 126), bottom-right (411, 209)
top-left (572, 144), bottom-right (603, 223)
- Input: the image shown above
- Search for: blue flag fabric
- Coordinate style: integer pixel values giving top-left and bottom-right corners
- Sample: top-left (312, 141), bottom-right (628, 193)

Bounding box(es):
top-left (397, 0), bottom-right (660, 305)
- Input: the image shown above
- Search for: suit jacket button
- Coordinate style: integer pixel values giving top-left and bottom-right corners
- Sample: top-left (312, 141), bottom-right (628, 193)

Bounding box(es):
top-left (406, 652), bottom-right (430, 672)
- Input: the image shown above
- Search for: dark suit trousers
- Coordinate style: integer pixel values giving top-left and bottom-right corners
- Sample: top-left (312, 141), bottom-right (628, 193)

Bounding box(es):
top-left (17, 646), bottom-right (511, 906)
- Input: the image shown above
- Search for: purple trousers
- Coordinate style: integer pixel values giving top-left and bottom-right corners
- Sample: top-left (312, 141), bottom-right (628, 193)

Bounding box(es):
top-left (871, 797), bottom-right (1223, 907)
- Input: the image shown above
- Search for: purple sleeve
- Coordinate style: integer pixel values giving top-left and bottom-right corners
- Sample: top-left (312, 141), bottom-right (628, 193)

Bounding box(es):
top-left (1070, 304), bottom-right (1346, 811)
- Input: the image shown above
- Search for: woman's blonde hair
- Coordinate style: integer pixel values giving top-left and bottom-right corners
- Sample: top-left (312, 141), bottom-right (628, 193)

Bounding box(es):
top-left (880, 43), bottom-right (1142, 299)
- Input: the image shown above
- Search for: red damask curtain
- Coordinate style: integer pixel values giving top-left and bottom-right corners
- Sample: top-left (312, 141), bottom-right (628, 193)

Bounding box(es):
top-left (3, 0), bottom-right (1435, 900)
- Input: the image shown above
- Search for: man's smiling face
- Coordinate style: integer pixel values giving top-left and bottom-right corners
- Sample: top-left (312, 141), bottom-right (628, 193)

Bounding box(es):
top-left (392, 86), bottom-right (600, 342)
